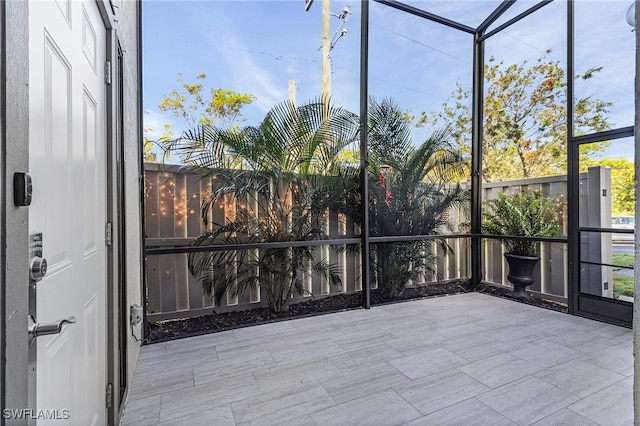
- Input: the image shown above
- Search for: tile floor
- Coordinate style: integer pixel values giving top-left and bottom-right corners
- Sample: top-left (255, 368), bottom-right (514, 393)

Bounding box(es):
top-left (119, 293), bottom-right (633, 426)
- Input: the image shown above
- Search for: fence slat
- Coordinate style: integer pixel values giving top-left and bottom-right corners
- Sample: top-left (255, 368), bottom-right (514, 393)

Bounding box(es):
top-left (186, 173), bottom-right (203, 237)
top-left (175, 253), bottom-right (189, 311)
top-left (159, 254), bottom-right (177, 313)
top-left (188, 263), bottom-right (204, 310)
top-left (174, 172), bottom-right (187, 238)
top-left (145, 170), bottom-right (160, 238)
top-left (158, 172), bottom-right (176, 238)
top-left (146, 254), bottom-right (162, 314)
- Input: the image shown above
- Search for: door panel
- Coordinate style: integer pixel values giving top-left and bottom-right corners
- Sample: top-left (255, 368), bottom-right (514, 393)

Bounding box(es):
top-left (83, 90), bottom-right (99, 255)
top-left (29, 1), bottom-right (107, 424)
top-left (41, 34), bottom-right (73, 271)
top-left (43, 334), bottom-right (72, 419)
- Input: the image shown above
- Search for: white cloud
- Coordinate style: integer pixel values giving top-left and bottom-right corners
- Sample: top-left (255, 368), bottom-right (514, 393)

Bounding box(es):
top-left (192, 8), bottom-right (287, 116)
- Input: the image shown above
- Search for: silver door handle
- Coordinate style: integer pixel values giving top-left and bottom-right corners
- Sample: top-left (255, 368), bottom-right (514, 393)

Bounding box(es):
top-left (28, 315), bottom-right (76, 337)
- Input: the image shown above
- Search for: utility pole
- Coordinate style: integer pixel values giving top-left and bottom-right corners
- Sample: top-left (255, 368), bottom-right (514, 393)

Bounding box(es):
top-left (321, 0), bottom-right (331, 103)
top-left (308, 0), bottom-right (350, 103)
top-left (288, 80), bottom-right (297, 107)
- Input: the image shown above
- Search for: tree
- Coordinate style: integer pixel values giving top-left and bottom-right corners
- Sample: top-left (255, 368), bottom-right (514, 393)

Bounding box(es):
top-left (581, 156), bottom-right (635, 215)
top-left (143, 136), bottom-right (157, 163)
top-left (601, 158), bottom-right (634, 215)
top-left (367, 98), bottom-right (468, 298)
top-left (419, 52), bottom-right (612, 182)
top-left (175, 98), bottom-right (361, 314)
top-left (143, 74), bottom-right (256, 163)
top-left (158, 73), bottom-right (256, 134)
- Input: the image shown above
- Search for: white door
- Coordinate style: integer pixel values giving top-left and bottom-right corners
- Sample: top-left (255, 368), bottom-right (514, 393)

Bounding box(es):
top-left (29, 1), bottom-right (108, 424)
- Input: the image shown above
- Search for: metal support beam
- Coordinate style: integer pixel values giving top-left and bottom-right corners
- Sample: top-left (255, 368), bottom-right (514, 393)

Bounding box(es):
top-left (470, 31), bottom-right (484, 291)
top-left (571, 126), bottom-right (634, 145)
top-left (373, 0), bottom-right (475, 34)
top-left (633, 0), bottom-right (640, 421)
top-left (145, 237), bottom-right (364, 256)
top-left (566, 0), bottom-right (578, 315)
top-left (360, 0), bottom-right (371, 309)
top-left (480, 0), bottom-right (554, 42)
top-left (476, 0), bottom-right (514, 34)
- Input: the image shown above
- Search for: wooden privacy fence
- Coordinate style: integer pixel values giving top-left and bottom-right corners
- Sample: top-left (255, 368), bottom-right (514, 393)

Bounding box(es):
top-left (144, 163), bottom-right (470, 321)
top-left (144, 163), bottom-right (611, 321)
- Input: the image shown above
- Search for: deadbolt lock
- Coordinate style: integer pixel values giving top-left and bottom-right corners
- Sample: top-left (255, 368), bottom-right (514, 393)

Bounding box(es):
top-left (30, 257), bottom-right (47, 281)
top-left (29, 232), bottom-right (47, 282)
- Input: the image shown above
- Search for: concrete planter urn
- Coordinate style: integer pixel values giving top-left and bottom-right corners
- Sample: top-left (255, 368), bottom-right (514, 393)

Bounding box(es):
top-left (483, 189), bottom-right (562, 299)
top-left (504, 253), bottom-right (540, 299)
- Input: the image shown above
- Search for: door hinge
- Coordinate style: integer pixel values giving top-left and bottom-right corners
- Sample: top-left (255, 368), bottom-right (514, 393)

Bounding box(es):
top-left (105, 222), bottom-right (113, 246)
top-left (106, 383), bottom-right (113, 408)
top-left (104, 61), bottom-right (112, 85)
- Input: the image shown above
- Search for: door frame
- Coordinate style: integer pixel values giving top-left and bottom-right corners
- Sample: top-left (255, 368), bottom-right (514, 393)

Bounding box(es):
top-left (568, 128), bottom-right (635, 327)
top-left (105, 39), bottom-right (128, 426)
top-left (1, 0), bottom-right (30, 419)
top-left (97, 1), bottom-right (127, 424)
top-left (566, 0), bottom-right (635, 328)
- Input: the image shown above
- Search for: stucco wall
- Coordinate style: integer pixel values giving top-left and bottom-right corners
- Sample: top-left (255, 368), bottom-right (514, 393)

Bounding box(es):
top-left (115, 0), bottom-right (143, 394)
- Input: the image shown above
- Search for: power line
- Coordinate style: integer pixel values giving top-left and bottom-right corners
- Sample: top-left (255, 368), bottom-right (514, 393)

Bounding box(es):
top-left (372, 23), bottom-right (470, 64)
top-left (218, 44), bottom-right (449, 100)
top-left (332, 64), bottom-right (448, 101)
top-left (220, 46), bottom-right (320, 63)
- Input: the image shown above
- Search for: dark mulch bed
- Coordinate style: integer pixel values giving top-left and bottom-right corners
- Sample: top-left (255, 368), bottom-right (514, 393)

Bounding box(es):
top-left (146, 280), bottom-right (567, 343)
top-left (476, 282), bottom-right (568, 313)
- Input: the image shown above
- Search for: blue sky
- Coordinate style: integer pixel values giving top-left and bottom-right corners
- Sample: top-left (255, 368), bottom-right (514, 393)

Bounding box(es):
top-left (143, 0), bottom-right (635, 159)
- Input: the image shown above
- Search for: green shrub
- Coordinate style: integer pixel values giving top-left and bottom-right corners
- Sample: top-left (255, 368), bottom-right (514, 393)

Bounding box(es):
top-left (483, 189), bottom-right (562, 256)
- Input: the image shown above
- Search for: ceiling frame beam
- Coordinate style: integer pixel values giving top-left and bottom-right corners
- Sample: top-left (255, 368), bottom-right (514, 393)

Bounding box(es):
top-left (480, 0), bottom-right (554, 41)
top-left (373, 0), bottom-right (475, 34)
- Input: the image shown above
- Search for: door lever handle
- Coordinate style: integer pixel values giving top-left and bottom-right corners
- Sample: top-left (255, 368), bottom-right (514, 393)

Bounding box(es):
top-left (28, 315), bottom-right (77, 337)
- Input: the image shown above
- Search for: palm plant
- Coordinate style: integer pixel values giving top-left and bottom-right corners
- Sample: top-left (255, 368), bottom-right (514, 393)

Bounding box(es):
top-left (167, 98), bottom-right (360, 314)
top-left (367, 98), bottom-right (468, 299)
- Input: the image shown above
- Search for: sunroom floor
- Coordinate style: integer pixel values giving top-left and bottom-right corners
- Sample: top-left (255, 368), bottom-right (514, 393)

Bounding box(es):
top-left (120, 292), bottom-right (633, 426)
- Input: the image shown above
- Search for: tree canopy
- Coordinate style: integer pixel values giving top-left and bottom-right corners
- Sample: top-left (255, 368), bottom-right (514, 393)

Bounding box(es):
top-left (417, 52), bottom-right (613, 182)
top-left (144, 73), bottom-right (255, 162)
top-left (581, 156), bottom-right (635, 215)
top-left (158, 73), bottom-right (256, 134)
